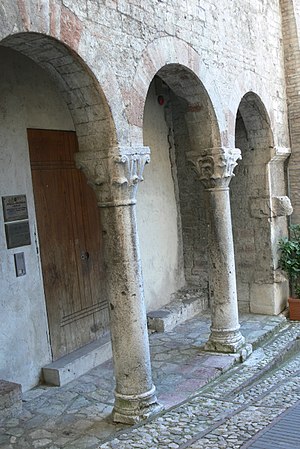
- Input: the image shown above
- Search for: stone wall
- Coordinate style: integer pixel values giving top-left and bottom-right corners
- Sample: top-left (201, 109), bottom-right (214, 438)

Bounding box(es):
top-left (171, 94), bottom-right (209, 289)
top-left (281, 0), bottom-right (300, 223)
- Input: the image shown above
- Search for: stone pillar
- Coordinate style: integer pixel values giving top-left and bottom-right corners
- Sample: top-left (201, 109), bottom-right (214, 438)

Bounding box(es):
top-left (187, 147), bottom-right (247, 354)
top-left (76, 146), bottom-right (162, 424)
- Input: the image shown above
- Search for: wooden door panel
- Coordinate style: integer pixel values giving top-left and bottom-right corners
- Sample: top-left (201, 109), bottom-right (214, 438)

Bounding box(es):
top-left (78, 175), bottom-right (106, 300)
top-left (28, 129), bottom-right (109, 360)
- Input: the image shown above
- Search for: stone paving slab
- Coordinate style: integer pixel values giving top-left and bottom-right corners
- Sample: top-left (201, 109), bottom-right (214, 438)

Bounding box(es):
top-left (0, 312), bottom-right (292, 448)
top-left (0, 380), bottom-right (22, 420)
top-left (99, 328), bottom-right (300, 449)
top-left (198, 322), bottom-right (300, 401)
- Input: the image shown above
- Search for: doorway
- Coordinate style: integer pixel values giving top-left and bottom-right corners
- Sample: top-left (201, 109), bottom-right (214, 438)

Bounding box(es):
top-left (28, 129), bottom-right (109, 360)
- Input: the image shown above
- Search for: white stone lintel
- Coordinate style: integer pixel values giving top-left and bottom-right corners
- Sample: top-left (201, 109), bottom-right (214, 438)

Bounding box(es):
top-left (270, 146), bottom-right (291, 162)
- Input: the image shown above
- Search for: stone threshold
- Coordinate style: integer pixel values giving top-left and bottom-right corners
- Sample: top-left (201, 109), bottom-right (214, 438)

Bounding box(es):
top-left (42, 333), bottom-right (112, 387)
top-left (147, 287), bottom-right (209, 333)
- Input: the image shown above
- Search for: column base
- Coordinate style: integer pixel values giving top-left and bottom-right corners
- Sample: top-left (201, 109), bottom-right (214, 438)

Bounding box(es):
top-left (204, 327), bottom-right (246, 354)
top-left (112, 385), bottom-right (164, 424)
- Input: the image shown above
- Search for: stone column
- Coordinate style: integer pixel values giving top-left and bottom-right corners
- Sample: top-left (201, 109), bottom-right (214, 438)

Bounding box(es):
top-left (76, 146), bottom-right (162, 424)
top-left (187, 147), bottom-right (247, 354)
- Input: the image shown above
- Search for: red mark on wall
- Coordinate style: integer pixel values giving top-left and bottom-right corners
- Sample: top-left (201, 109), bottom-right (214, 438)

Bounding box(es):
top-left (17, 0), bottom-right (30, 31)
top-left (187, 103), bottom-right (203, 112)
top-left (60, 5), bottom-right (83, 51)
top-left (49, 0), bottom-right (59, 37)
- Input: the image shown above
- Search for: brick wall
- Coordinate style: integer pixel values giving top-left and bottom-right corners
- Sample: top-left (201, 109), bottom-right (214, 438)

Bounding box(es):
top-left (281, 0), bottom-right (300, 223)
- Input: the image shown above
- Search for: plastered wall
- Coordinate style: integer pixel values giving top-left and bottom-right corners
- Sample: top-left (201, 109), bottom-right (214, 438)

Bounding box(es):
top-left (0, 47), bottom-right (74, 390)
top-left (137, 82), bottom-right (184, 311)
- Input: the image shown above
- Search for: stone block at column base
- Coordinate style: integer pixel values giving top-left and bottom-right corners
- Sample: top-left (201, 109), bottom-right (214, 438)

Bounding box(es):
top-left (204, 328), bottom-right (246, 354)
top-left (250, 281), bottom-right (288, 315)
top-left (204, 333), bottom-right (252, 362)
top-left (112, 385), bottom-right (163, 424)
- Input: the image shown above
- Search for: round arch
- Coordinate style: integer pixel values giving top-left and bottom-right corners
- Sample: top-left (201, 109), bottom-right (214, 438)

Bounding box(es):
top-left (0, 31), bottom-right (119, 370)
top-left (127, 36), bottom-right (226, 146)
top-left (137, 62), bottom-right (221, 311)
top-left (231, 91), bottom-right (275, 313)
top-left (1, 32), bottom-right (117, 155)
top-left (154, 63), bottom-right (221, 150)
top-left (227, 70), bottom-right (276, 149)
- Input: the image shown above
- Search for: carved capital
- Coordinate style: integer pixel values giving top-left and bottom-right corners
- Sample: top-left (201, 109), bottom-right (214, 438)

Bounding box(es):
top-left (187, 147), bottom-right (242, 189)
top-left (111, 147), bottom-right (150, 188)
top-left (109, 147), bottom-right (150, 206)
top-left (75, 146), bottom-right (150, 207)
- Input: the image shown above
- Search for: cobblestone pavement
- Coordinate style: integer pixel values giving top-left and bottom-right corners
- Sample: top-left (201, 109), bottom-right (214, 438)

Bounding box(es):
top-left (1, 312), bottom-right (298, 449)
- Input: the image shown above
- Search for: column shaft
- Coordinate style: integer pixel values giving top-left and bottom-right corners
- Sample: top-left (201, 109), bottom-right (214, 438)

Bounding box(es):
top-left (205, 187), bottom-right (245, 352)
top-left (100, 203), bottom-right (161, 422)
top-left (75, 147), bottom-right (162, 424)
top-left (187, 147), bottom-right (248, 356)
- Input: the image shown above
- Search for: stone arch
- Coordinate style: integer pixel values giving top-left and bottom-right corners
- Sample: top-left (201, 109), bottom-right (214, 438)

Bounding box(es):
top-left (0, 0), bottom-right (129, 145)
top-left (1, 32), bottom-right (117, 154)
top-left (127, 36), bottom-right (226, 145)
top-left (155, 64), bottom-right (221, 150)
top-left (230, 91), bottom-right (277, 313)
top-left (137, 62), bottom-right (221, 311)
top-left (227, 71), bottom-right (275, 149)
top-left (235, 91), bottom-right (274, 161)
top-left (0, 31), bottom-right (123, 384)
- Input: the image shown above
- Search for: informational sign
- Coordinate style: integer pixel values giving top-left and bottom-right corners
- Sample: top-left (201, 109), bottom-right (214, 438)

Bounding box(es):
top-left (5, 221), bottom-right (31, 249)
top-left (2, 195), bottom-right (29, 222)
top-left (2, 195), bottom-right (31, 250)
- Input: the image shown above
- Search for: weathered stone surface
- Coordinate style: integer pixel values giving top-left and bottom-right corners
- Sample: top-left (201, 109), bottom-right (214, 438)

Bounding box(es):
top-left (190, 147), bottom-right (246, 353)
top-left (78, 144), bottom-right (161, 423)
top-left (147, 288), bottom-right (209, 333)
top-left (0, 313), bottom-right (290, 448)
top-left (272, 195), bottom-right (293, 217)
top-left (0, 380), bottom-right (22, 420)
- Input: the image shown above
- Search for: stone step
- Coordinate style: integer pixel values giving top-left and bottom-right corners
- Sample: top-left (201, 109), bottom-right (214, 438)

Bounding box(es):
top-left (0, 380), bottom-right (22, 421)
top-left (245, 314), bottom-right (288, 350)
top-left (147, 288), bottom-right (209, 333)
top-left (200, 321), bottom-right (300, 399)
top-left (42, 334), bottom-right (112, 387)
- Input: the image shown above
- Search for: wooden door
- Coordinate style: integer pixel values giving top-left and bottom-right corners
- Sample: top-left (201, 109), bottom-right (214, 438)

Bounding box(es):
top-left (28, 129), bottom-right (109, 360)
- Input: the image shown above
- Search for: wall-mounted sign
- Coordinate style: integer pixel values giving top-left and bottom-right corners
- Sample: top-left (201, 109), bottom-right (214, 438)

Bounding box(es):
top-left (2, 195), bottom-right (31, 249)
top-left (14, 252), bottom-right (26, 277)
top-left (2, 195), bottom-right (29, 222)
top-left (5, 221), bottom-right (31, 249)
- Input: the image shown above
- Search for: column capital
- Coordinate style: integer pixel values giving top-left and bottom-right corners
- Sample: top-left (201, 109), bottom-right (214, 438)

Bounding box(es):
top-left (187, 147), bottom-right (242, 189)
top-left (75, 146), bottom-right (150, 207)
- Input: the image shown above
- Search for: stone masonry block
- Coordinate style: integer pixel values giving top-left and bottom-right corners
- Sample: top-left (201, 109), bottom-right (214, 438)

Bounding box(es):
top-left (271, 196), bottom-right (293, 217)
top-left (0, 380), bottom-right (22, 420)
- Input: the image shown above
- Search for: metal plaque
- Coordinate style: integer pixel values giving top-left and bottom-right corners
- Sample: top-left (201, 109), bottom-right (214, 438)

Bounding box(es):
top-left (2, 195), bottom-right (28, 222)
top-left (5, 221), bottom-right (31, 249)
